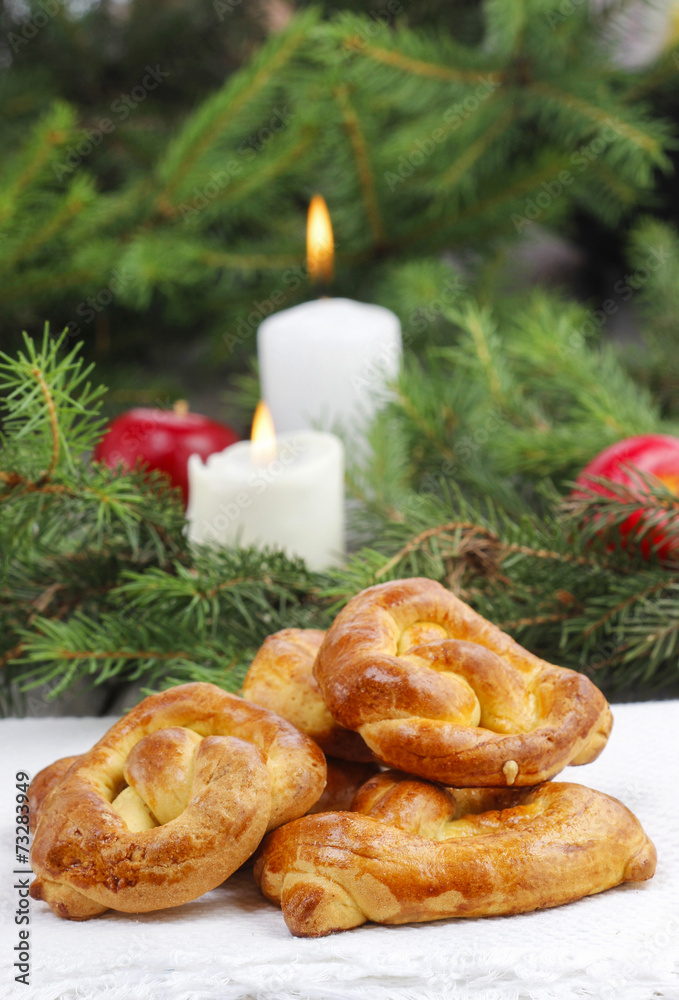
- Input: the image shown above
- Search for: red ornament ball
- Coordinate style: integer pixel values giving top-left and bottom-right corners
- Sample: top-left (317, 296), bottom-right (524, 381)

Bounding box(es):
top-left (93, 404), bottom-right (240, 505)
top-left (573, 434), bottom-right (679, 560)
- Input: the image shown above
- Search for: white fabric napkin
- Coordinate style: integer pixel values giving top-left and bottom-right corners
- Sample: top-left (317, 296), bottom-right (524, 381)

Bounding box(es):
top-left (1, 701), bottom-right (677, 1000)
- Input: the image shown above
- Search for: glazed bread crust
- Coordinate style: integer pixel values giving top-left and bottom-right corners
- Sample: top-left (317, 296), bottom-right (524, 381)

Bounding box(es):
top-left (314, 578), bottom-right (612, 785)
top-left (255, 772), bottom-right (656, 937)
top-left (28, 754), bottom-right (80, 833)
top-left (243, 628), bottom-right (373, 761)
top-left (29, 682), bottom-right (326, 920)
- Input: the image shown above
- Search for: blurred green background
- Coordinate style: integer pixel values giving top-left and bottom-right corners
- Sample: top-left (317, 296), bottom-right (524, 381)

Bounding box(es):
top-left (4, 0), bottom-right (679, 709)
top-left (1, 0), bottom-right (679, 429)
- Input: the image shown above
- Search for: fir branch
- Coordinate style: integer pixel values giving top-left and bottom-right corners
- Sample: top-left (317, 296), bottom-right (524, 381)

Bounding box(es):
top-left (33, 363), bottom-right (59, 479)
top-left (0, 102), bottom-right (76, 228)
top-left (456, 304), bottom-right (507, 409)
top-left (497, 610), bottom-right (576, 631)
top-left (0, 6), bottom-right (674, 341)
top-left (156, 10), bottom-right (317, 207)
top-left (15, 546), bottom-right (334, 697)
top-left (15, 611), bottom-right (221, 697)
top-left (198, 251), bottom-right (302, 270)
top-left (0, 328), bottom-right (106, 478)
top-left (400, 152), bottom-right (574, 250)
top-left (529, 81), bottom-right (666, 158)
top-left (565, 473), bottom-right (679, 558)
top-left (623, 218), bottom-right (679, 415)
top-left (586, 159), bottom-right (639, 209)
top-left (333, 85), bottom-right (385, 245)
top-left (0, 269), bottom-right (101, 304)
top-left (437, 105), bottom-right (515, 192)
top-left (1, 177), bottom-right (95, 270)
top-left (580, 579), bottom-right (668, 640)
top-left (342, 36), bottom-right (504, 85)
top-left (374, 520), bottom-right (597, 582)
top-left (180, 131), bottom-right (316, 221)
top-left (454, 153), bottom-right (573, 224)
top-left (392, 385), bottom-right (458, 465)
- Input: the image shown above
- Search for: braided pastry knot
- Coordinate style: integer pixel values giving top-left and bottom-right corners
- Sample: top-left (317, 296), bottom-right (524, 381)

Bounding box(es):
top-left (242, 628), bottom-right (373, 762)
top-left (255, 770), bottom-right (657, 937)
top-left (29, 682), bottom-right (326, 920)
top-left (314, 578), bottom-right (613, 786)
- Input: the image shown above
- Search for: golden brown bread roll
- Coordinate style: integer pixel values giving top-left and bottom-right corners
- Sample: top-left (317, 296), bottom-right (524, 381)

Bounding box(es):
top-left (255, 770), bottom-right (656, 937)
top-left (314, 578), bottom-right (612, 785)
top-left (30, 682), bottom-right (326, 920)
top-left (307, 758), bottom-right (381, 814)
top-left (28, 754), bottom-right (80, 833)
top-left (242, 628), bottom-right (374, 762)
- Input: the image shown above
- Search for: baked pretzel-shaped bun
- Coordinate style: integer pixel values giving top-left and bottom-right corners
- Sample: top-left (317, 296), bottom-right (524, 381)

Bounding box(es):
top-left (30, 682), bottom-right (326, 920)
top-left (28, 749), bottom-right (372, 833)
top-left (255, 771), bottom-right (656, 937)
top-left (243, 628), bottom-right (373, 762)
top-left (28, 755), bottom-right (80, 833)
top-left (307, 758), bottom-right (381, 815)
top-left (314, 578), bottom-right (612, 785)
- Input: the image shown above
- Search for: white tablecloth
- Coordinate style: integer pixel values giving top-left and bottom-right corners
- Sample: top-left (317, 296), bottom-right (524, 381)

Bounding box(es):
top-left (1, 702), bottom-right (678, 1000)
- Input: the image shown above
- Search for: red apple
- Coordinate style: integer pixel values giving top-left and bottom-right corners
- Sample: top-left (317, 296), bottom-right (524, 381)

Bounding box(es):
top-left (93, 402), bottom-right (240, 505)
top-left (574, 434), bottom-right (679, 559)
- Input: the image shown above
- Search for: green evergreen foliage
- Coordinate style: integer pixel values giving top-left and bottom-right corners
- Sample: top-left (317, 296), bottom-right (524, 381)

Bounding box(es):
top-left (2, 2), bottom-right (679, 712)
top-left (1, 1), bottom-right (677, 369)
top-left (349, 285), bottom-right (677, 507)
top-left (623, 218), bottom-right (679, 418)
top-left (1, 327), bottom-right (678, 713)
top-left (0, 329), bottom-right (185, 707)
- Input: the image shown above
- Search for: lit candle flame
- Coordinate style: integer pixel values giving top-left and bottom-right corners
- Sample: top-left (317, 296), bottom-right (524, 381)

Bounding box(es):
top-left (307, 194), bottom-right (334, 284)
top-left (251, 401), bottom-right (277, 465)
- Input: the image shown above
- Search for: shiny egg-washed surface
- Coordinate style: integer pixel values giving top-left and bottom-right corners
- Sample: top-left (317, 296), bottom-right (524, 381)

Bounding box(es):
top-left (255, 770), bottom-right (656, 937)
top-left (29, 682), bottom-right (326, 920)
top-left (314, 578), bottom-right (612, 786)
top-left (243, 628), bottom-right (374, 762)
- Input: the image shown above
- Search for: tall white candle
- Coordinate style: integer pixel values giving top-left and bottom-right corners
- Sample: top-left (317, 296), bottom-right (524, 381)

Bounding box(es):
top-left (258, 297), bottom-right (402, 436)
top-left (257, 195), bottom-right (402, 437)
top-left (185, 427), bottom-right (345, 571)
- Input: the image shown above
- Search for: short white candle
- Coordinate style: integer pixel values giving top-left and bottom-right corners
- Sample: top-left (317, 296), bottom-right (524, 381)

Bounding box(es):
top-left (185, 425), bottom-right (345, 571)
top-left (258, 296), bottom-right (402, 435)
